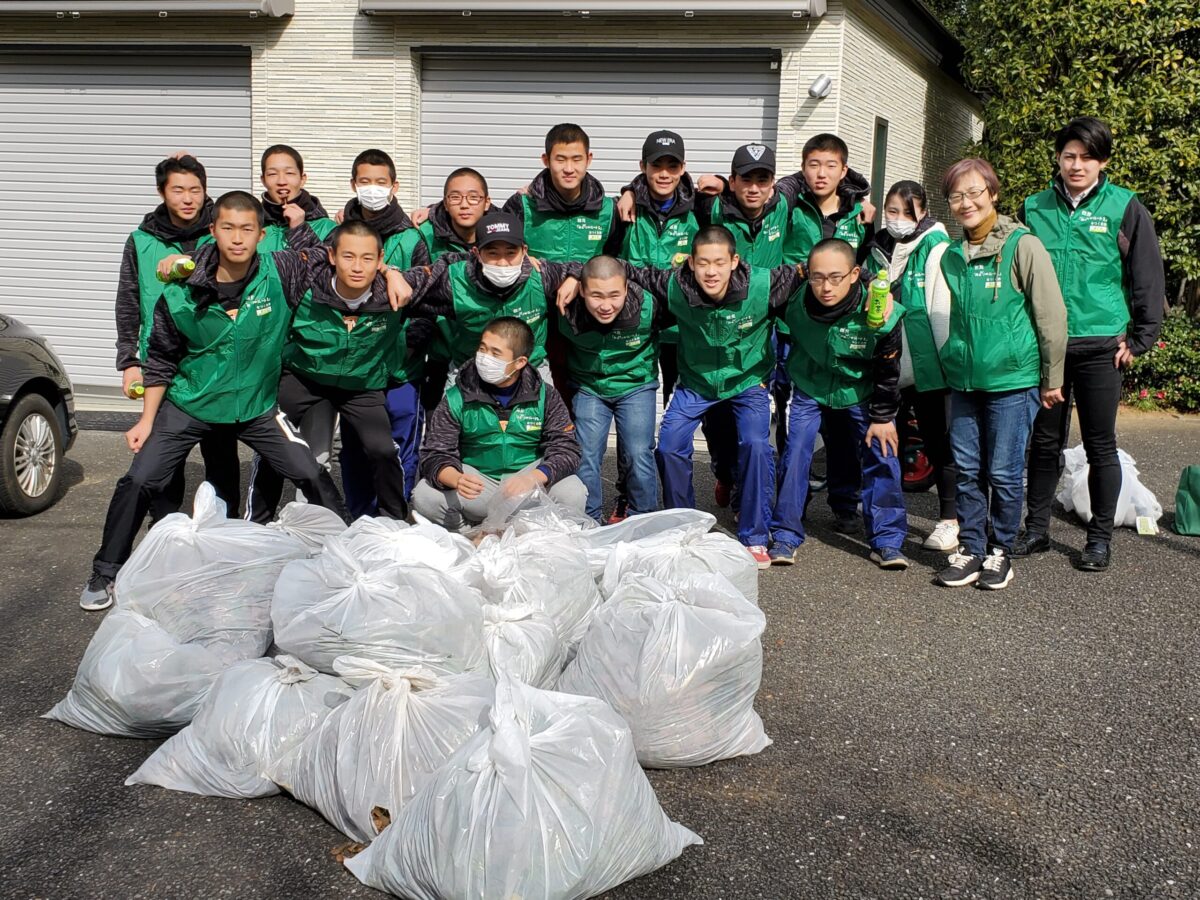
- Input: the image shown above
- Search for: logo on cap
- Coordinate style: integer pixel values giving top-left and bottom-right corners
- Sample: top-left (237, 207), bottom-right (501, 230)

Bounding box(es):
top-left (485, 222), bottom-right (511, 235)
top-left (657, 137), bottom-right (677, 146)
top-left (746, 144), bottom-right (767, 161)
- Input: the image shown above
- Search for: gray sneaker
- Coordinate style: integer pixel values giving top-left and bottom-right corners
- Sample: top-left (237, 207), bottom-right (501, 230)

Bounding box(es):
top-left (79, 572), bottom-right (114, 611)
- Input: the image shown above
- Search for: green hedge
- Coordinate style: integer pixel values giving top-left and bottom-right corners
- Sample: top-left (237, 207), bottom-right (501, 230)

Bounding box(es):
top-left (1124, 311), bottom-right (1200, 413)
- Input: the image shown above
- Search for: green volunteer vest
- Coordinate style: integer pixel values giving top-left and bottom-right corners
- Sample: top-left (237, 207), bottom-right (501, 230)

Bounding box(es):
top-left (281, 290), bottom-right (400, 391)
top-left (939, 228), bottom-right (1041, 392)
top-left (619, 210), bottom-right (697, 269)
top-left (783, 195), bottom-right (866, 266)
top-left (383, 227), bottom-right (428, 383)
top-left (1022, 180), bottom-right (1134, 339)
top-left (785, 289), bottom-right (903, 409)
top-left (257, 217), bottom-right (337, 254)
top-left (445, 262), bottom-right (548, 368)
top-left (668, 266), bottom-right (774, 401)
top-left (130, 228), bottom-right (215, 360)
top-left (417, 220), bottom-right (470, 261)
top-left (708, 196), bottom-right (788, 268)
top-left (521, 195), bottom-right (615, 263)
top-left (897, 229), bottom-right (952, 392)
top-left (161, 253), bottom-right (291, 424)
top-left (558, 288), bottom-right (658, 399)
top-left (446, 381), bottom-right (547, 479)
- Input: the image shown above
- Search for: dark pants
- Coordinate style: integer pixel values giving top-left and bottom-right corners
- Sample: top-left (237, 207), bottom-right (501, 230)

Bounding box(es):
top-left (1025, 342), bottom-right (1124, 545)
top-left (93, 400), bottom-right (347, 579)
top-left (152, 431), bottom-right (241, 521)
top-left (247, 370), bottom-right (407, 524)
top-left (339, 381), bottom-right (423, 518)
top-left (900, 386), bottom-right (957, 521)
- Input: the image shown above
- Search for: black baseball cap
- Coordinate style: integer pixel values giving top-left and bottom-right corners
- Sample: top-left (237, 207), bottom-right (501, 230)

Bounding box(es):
top-left (475, 211), bottom-right (525, 249)
top-left (731, 143), bottom-right (776, 176)
top-left (642, 130), bottom-right (685, 164)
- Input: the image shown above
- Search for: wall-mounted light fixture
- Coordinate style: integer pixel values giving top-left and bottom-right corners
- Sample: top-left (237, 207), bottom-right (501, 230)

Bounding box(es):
top-left (808, 74), bottom-right (832, 99)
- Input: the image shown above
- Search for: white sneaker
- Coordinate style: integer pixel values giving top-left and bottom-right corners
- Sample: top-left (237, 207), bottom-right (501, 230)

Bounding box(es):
top-left (923, 519), bottom-right (960, 551)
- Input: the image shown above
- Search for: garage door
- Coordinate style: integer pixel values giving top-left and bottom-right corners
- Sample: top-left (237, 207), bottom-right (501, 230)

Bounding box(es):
top-left (419, 52), bottom-right (780, 205)
top-left (0, 51), bottom-right (252, 391)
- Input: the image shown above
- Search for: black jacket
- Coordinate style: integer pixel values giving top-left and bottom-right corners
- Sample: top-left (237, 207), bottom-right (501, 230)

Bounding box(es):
top-left (503, 170), bottom-right (624, 256)
top-left (114, 199), bottom-right (215, 370)
top-left (419, 362), bottom-right (581, 486)
top-left (426, 200), bottom-right (498, 254)
top-left (261, 190), bottom-right (329, 228)
top-left (1018, 174), bottom-right (1165, 356)
top-left (142, 226), bottom-right (321, 389)
top-left (624, 172), bottom-right (698, 225)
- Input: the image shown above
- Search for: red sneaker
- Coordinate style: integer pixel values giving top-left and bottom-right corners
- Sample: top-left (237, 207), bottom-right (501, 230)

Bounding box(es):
top-left (746, 545), bottom-right (771, 569)
top-left (607, 497), bottom-right (629, 525)
top-left (715, 479), bottom-right (733, 508)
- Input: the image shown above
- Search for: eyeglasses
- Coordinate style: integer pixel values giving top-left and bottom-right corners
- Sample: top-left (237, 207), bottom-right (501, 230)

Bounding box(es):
top-left (947, 186), bottom-right (988, 206)
top-left (808, 272), bottom-right (851, 287)
top-left (446, 192), bottom-right (486, 206)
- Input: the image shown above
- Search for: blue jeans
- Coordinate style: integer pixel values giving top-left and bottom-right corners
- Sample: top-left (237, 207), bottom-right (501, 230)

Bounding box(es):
top-left (340, 381), bottom-right (423, 518)
top-left (657, 383), bottom-right (774, 547)
top-left (771, 391), bottom-right (907, 551)
top-left (949, 387), bottom-right (1040, 556)
top-left (571, 383), bottom-right (660, 523)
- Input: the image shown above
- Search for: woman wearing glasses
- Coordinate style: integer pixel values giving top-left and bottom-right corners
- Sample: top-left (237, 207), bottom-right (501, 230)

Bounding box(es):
top-left (865, 180), bottom-right (958, 553)
top-left (935, 158), bottom-right (1067, 591)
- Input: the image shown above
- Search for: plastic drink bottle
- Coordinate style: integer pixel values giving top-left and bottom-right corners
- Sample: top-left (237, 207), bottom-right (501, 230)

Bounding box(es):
top-left (157, 257), bottom-right (195, 283)
top-left (867, 270), bottom-right (889, 329)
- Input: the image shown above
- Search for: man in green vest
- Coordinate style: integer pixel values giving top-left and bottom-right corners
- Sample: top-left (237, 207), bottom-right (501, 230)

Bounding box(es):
top-left (769, 238), bottom-right (908, 569)
top-left (79, 191), bottom-right (378, 611)
top-left (400, 211), bottom-right (582, 384)
top-left (607, 129), bottom-right (698, 522)
top-left (245, 219), bottom-right (411, 524)
top-left (113, 153), bottom-right (240, 521)
top-left (502, 122), bottom-right (622, 264)
top-left (410, 316), bottom-right (586, 530)
top-left (556, 255), bottom-right (665, 524)
top-left (1015, 117), bottom-right (1165, 572)
top-left (336, 148), bottom-right (433, 517)
top-left (581, 225), bottom-right (805, 567)
top-left (258, 144), bottom-right (337, 252)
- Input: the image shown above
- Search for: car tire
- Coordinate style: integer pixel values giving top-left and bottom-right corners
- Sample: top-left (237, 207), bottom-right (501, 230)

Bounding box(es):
top-left (0, 392), bottom-right (64, 516)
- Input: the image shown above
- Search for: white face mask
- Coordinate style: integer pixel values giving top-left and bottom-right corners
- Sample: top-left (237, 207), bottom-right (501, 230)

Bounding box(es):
top-left (356, 185), bottom-right (392, 212)
top-left (475, 351), bottom-right (514, 385)
top-left (480, 261), bottom-right (523, 289)
top-left (886, 218), bottom-right (917, 239)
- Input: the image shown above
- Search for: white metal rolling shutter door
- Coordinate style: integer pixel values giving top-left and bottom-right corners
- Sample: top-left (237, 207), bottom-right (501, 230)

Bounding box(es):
top-left (0, 52), bottom-right (252, 391)
top-left (418, 53), bottom-right (780, 204)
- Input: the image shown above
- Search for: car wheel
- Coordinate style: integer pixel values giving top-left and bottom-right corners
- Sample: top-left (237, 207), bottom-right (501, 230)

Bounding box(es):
top-left (0, 393), bottom-right (64, 516)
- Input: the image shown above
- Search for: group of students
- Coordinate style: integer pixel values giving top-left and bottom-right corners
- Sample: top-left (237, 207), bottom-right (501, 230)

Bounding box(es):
top-left (79, 115), bottom-right (1165, 611)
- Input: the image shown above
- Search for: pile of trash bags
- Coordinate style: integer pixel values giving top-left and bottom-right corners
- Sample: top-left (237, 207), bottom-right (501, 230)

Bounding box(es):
top-left (47, 486), bottom-right (773, 899)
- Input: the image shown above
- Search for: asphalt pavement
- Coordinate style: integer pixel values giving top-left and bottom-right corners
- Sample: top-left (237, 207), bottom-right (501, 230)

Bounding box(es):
top-left (1, 410), bottom-right (1197, 900)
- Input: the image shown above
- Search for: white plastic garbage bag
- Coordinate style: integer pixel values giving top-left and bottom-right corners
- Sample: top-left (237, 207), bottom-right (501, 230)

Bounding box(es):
top-left (344, 676), bottom-right (701, 899)
top-left (559, 573), bottom-right (771, 768)
top-left (452, 529), bottom-right (601, 648)
top-left (342, 515), bottom-right (475, 569)
top-left (117, 483), bottom-right (309, 664)
top-left (600, 520), bottom-right (759, 605)
top-left (479, 485), bottom-right (599, 537)
top-left (482, 603), bottom-right (565, 689)
top-left (124, 655), bottom-right (353, 798)
top-left (44, 610), bottom-right (227, 738)
top-left (1057, 444), bottom-right (1163, 528)
top-left (571, 509), bottom-right (718, 580)
top-left (265, 658), bottom-right (493, 843)
top-left (267, 502), bottom-right (347, 555)
top-left (272, 539), bottom-right (487, 676)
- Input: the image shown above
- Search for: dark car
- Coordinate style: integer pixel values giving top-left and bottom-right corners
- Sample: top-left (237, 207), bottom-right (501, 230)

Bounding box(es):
top-left (0, 313), bottom-right (77, 515)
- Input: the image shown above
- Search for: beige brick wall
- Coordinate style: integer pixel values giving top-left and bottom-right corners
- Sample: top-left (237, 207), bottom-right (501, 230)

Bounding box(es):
top-left (1, 0), bottom-right (979, 214)
top-left (836, 0), bottom-right (983, 222)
